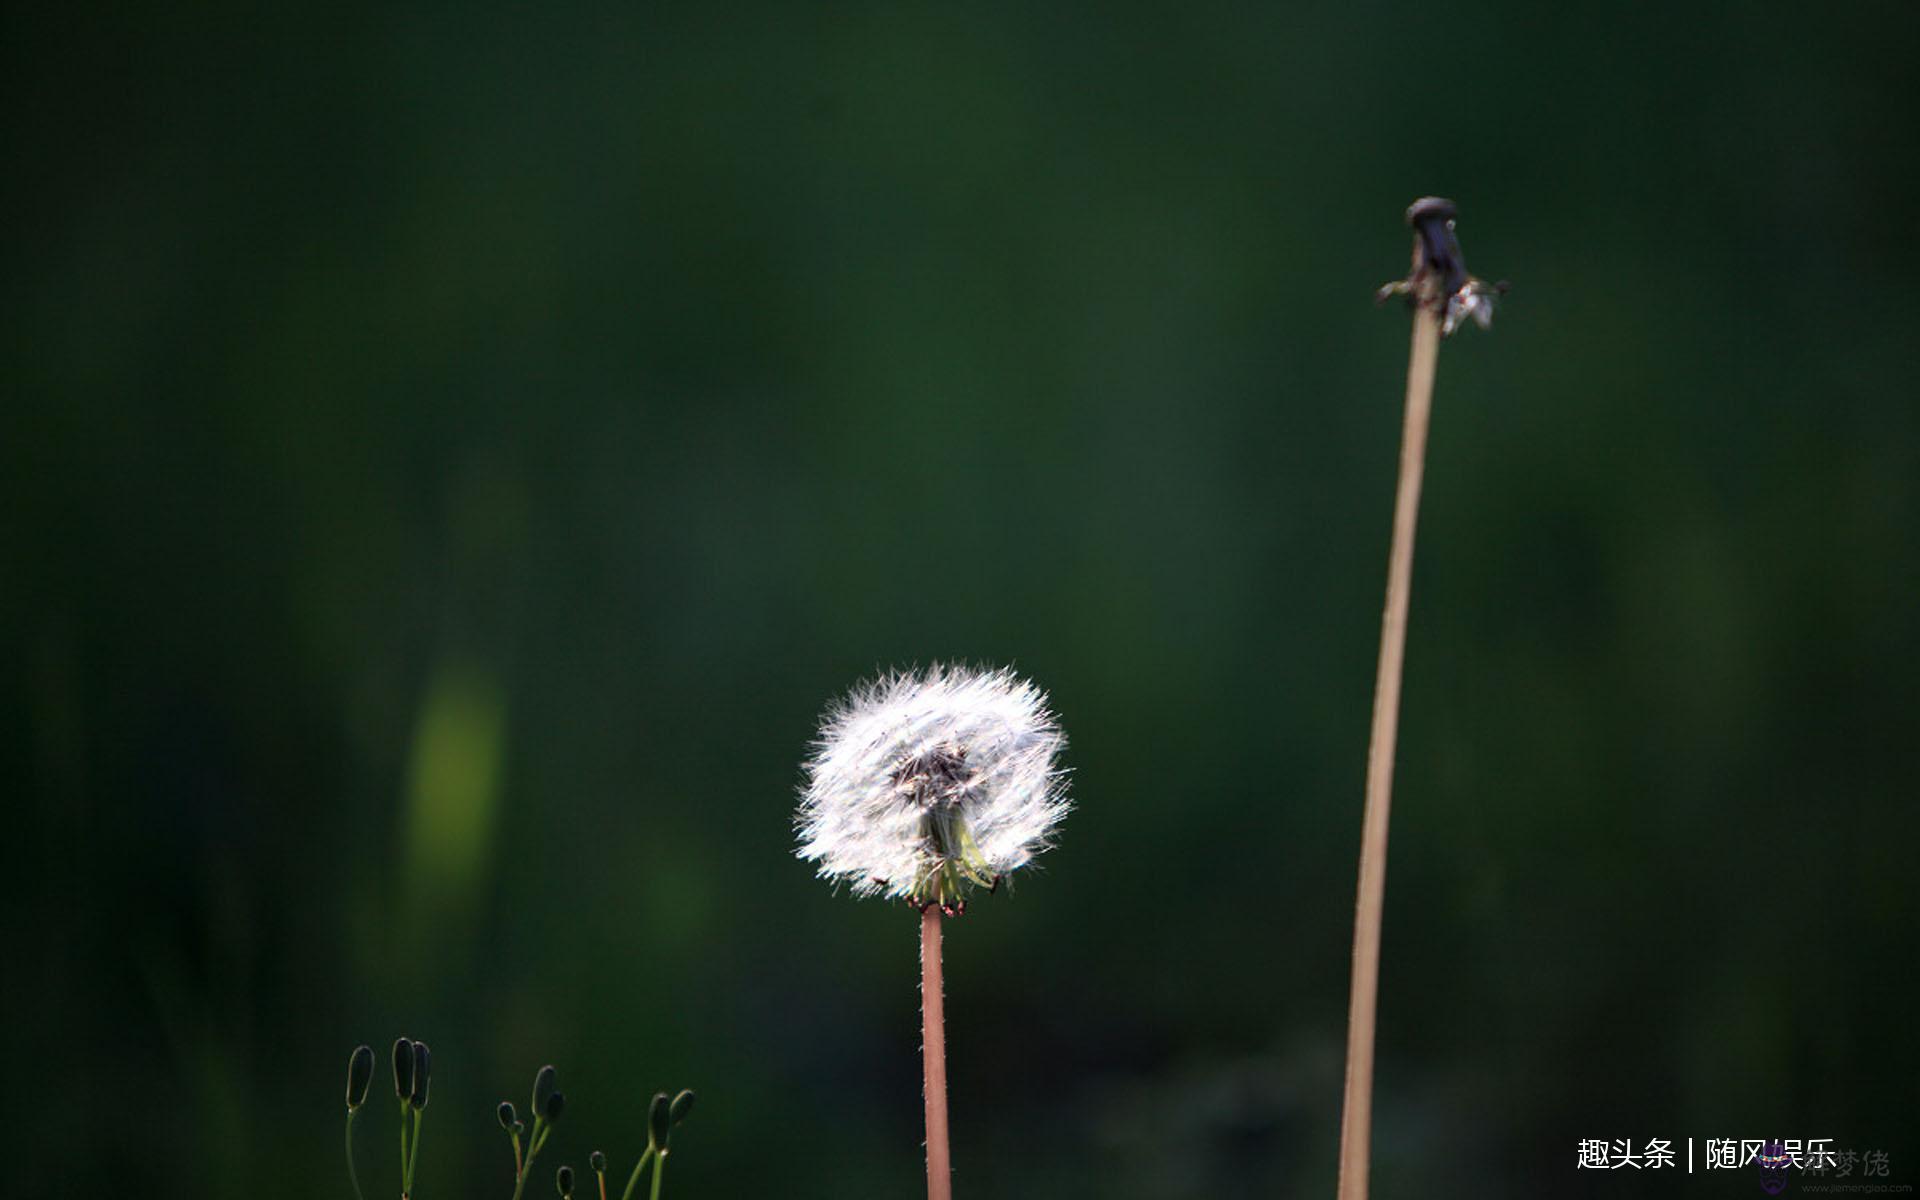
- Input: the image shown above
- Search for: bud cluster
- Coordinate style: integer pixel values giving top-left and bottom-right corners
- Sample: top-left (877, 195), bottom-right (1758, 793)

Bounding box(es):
top-left (340, 1044), bottom-right (696, 1200)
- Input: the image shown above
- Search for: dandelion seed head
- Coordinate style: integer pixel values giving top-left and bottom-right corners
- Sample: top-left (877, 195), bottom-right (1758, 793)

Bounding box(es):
top-left (796, 664), bottom-right (1070, 907)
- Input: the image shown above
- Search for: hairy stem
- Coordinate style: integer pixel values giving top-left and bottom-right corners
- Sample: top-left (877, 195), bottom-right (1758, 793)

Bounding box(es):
top-left (1337, 300), bottom-right (1441, 1200)
top-left (921, 905), bottom-right (952, 1200)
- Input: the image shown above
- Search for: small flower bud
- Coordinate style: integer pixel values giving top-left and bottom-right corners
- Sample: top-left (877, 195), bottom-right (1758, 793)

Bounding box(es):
top-left (530, 1065), bottom-right (557, 1119)
top-left (346, 1045), bottom-right (375, 1112)
top-left (555, 1165), bottom-right (574, 1198)
top-left (512, 1119), bottom-right (527, 1137)
top-left (497, 1101), bottom-right (518, 1131)
top-left (543, 1091), bottom-right (566, 1123)
top-left (669, 1090), bottom-right (695, 1128)
top-left (409, 1041), bottom-right (432, 1110)
top-left (392, 1038), bottom-right (415, 1101)
top-left (589, 1151), bottom-right (606, 1174)
top-left (647, 1092), bottom-right (670, 1151)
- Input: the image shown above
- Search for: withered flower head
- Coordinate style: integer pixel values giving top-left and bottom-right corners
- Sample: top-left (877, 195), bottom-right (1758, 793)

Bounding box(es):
top-left (1377, 195), bottom-right (1508, 336)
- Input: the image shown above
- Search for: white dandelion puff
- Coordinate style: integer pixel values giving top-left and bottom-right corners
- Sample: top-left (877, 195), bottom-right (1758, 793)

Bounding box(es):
top-left (796, 664), bottom-right (1070, 909)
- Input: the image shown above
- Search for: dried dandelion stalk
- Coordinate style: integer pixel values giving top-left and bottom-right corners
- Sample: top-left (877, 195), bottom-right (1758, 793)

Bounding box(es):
top-left (1339, 198), bottom-right (1505, 1200)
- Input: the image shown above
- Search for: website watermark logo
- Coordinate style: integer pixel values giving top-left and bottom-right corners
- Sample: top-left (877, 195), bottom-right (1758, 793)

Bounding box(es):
top-left (1574, 1137), bottom-right (1902, 1192)
top-left (1757, 1141), bottom-right (1793, 1195)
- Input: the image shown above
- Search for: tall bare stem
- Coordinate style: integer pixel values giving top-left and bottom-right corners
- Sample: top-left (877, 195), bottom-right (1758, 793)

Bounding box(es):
top-left (1337, 299), bottom-right (1441, 1200)
top-left (920, 906), bottom-right (953, 1200)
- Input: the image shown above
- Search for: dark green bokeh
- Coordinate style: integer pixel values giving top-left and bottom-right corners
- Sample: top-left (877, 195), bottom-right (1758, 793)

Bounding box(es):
top-left (5, 3), bottom-right (1915, 1197)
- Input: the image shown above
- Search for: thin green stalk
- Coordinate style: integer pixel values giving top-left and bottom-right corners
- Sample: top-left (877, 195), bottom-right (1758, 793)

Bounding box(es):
top-left (399, 1106), bottom-right (413, 1199)
top-left (648, 1152), bottom-right (667, 1200)
top-left (509, 1118), bottom-right (546, 1200)
top-left (619, 1148), bottom-right (656, 1200)
top-left (403, 1106), bottom-right (425, 1198)
top-left (346, 1111), bottom-right (366, 1200)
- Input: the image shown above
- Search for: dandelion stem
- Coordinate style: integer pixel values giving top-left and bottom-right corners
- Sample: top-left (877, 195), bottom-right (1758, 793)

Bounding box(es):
top-left (618, 1147), bottom-right (655, 1200)
top-left (648, 1151), bottom-right (667, 1200)
top-left (920, 905), bottom-right (953, 1200)
top-left (405, 1105), bottom-right (425, 1199)
top-left (1337, 296), bottom-right (1441, 1200)
top-left (399, 1106), bottom-right (412, 1200)
top-left (346, 1110), bottom-right (366, 1200)
top-left (509, 1119), bottom-right (543, 1200)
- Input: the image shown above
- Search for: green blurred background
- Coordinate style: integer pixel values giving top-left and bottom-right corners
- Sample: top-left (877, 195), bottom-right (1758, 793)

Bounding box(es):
top-left (6, 2), bottom-right (1915, 1196)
